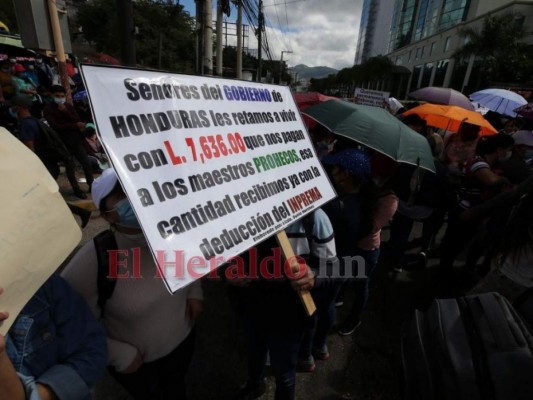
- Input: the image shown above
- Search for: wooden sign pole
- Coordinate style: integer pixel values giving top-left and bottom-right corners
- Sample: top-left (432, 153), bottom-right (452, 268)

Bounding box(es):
top-left (276, 230), bottom-right (316, 316)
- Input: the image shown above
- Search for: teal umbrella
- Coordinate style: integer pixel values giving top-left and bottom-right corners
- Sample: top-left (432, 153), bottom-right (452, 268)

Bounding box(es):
top-left (302, 99), bottom-right (435, 172)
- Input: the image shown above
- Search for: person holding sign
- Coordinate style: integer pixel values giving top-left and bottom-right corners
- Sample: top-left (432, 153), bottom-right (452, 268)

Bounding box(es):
top-left (61, 168), bottom-right (203, 400)
top-left (0, 276), bottom-right (107, 400)
top-left (228, 209), bottom-right (336, 400)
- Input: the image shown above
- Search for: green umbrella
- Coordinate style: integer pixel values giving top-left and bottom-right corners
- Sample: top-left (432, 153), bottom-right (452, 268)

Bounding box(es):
top-left (302, 99), bottom-right (435, 172)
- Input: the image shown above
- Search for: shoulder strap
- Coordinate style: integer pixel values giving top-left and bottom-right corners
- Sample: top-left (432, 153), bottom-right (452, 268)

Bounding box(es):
top-left (93, 229), bottom-right (118, 315)
top-left (302, 211), bottom-right (315, 248)
top-left (32, 117), bottom-right (71, 161)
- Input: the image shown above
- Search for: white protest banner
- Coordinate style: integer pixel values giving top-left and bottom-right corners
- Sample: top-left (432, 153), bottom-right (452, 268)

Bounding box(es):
top-left (81, 65), bottom-right (336, 293)
top-left (354, 88), bottom-right (390, 108)
top-left (0, 129), bottom-right (81, 335)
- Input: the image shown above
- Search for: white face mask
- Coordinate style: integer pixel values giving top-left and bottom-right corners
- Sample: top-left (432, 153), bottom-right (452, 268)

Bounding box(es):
top-left (53, 97), bottom-right (66, 105)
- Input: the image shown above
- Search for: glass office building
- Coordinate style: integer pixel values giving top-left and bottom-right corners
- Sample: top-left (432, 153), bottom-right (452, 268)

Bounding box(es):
top-left (355, 0), bottom-right (394, 64)
top-left (389, 0), bottom-right (470, 51)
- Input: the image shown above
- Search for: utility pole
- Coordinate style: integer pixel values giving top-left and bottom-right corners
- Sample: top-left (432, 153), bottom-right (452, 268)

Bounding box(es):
top-left (279, 50), bottom-right (293, 84)
top-left (256, 0), bottom-right (263, 82)
top-left (47, 0), bottom-right (72, 103)
top-left (204, 0), bottom-right (213, 75)
top-left (236, 0), bottom-right (242, 79)
top-left (195, 0), bottom-right (204, 74)
top-left (216, 0), bottom-right (224, 76)
top-left (116, 0), bottom-right (136, 67)
top-left (158, 32), bottom-right (163, 69)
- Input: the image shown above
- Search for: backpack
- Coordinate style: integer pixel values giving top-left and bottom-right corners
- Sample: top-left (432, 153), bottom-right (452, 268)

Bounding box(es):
top-left (93, 230), bottom-right (118, 315)
top-left (32, 117), bottom-right (72, 161)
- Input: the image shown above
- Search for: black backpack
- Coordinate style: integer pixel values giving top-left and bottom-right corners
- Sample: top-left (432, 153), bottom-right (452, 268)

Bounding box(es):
top-left (93, 230), bottom-right (118, 315)
top-left (32, 117), bottom-right (72, 161)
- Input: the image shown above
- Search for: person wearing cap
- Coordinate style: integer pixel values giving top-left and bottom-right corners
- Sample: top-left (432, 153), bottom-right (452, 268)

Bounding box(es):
top-left (82, 123), bottom-right (107, 173)
top-left (10, 94), bottom-right (91, 203)
top-left (11, 64), bottom-right (37, 100)
top-left (319, 148), bottom-right (380, 336)
top-left (43, 85), bottom-right (94, 194)
top-left (61, 168), bottom-right (203, 400)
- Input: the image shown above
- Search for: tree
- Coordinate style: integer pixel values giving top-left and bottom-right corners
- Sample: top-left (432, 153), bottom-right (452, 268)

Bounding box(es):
top-left (310, 56), bottom-right (393, 96)
top-left (76, 0), bottom-right (196, 72)
top-left (453, 13), bottom-right (532, 86)
top-left (0, 0), bottom-right (17, 33)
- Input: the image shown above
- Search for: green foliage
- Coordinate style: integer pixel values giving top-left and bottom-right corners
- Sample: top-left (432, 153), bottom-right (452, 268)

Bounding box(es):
top-left (0, 0), bottom-right (18, 33)
top-left (309, 56), bottom-right (393, 94)
top-left (76, 0), bottom-right (196, 72)
top-left (453, 13), bottom-right (532, 84)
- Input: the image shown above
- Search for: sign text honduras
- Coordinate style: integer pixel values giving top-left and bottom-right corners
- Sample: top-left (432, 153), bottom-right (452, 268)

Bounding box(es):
top-left (81, 65), bottom-right (336, 293)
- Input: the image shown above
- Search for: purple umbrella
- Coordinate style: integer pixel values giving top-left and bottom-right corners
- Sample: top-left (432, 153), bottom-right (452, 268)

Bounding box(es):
top-left (514, 103), bottom-right (533, 121)
top-left (470, 88), bottom-right (527, 117)
top-left (409, 86), bottom-right (474, 111)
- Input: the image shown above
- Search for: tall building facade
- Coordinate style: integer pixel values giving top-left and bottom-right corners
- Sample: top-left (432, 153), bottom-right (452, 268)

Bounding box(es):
top-left (386, 0), bottom-right (533, 96)
top-left (354, 0), bottom-right (394, 64)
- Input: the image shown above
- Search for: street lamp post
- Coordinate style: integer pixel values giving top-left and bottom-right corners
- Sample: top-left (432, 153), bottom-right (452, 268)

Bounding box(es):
top-left (279, 50), bottom-right (293, 84)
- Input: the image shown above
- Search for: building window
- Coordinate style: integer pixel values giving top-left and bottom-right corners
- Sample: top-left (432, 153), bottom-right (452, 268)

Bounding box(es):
top-left (421, 46), bottom-right (426, 58)
top-left (439, 0), bottom-right (470, 31)
top-left (421, 62), bottom-right (434, 87)
top-left (430, 42), bottom-right (437, 56)
top-left (410, 65), bottom-right (423, 91)
top-left (433, 59), bottom-right (449, 87)
top-left (444, 36), bottom-right (451, 52)
top-left (408, 50), bottom-right (412, 62)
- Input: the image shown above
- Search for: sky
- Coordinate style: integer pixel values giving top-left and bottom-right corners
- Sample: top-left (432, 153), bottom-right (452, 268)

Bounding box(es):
top-left (179, 0), bottom-right (362, 70)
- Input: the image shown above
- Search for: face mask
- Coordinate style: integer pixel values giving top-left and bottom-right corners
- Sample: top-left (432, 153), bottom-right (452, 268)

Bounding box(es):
top-left (53, 97), bottom-right (66, 105)
top-left (114, 198), bottom-right (141, 228)
top-left (499, 150), bottom-right (513, 162)
top-left (524, 150), bottom-right (533, 159)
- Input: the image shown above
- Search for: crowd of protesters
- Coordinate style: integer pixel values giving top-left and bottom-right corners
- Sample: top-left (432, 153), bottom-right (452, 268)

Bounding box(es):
top-left (1, 80), bottom-right (533, 400)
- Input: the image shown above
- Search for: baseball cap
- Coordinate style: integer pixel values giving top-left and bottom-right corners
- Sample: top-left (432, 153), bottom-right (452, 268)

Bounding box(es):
top-left (92, 168), bottom-right (118, 210)
top-left (512, 130), bottom-right (533, 147)
top-left (322, 148), bottom-right (371, 182)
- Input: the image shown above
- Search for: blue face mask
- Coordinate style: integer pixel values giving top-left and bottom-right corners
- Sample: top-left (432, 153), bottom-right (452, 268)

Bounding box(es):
top-left (53, 97), bottom-right (66, 105)
top-left (114, 198), bottom-right (141, 228)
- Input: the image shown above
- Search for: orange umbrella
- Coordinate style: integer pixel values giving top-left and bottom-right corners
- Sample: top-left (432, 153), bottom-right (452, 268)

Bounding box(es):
top-left (402, 103), bottom-right (497, 135)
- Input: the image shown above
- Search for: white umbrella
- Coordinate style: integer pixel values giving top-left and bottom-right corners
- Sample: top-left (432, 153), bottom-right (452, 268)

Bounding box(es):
top-left (469, 88), bottom-right (527, 117)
